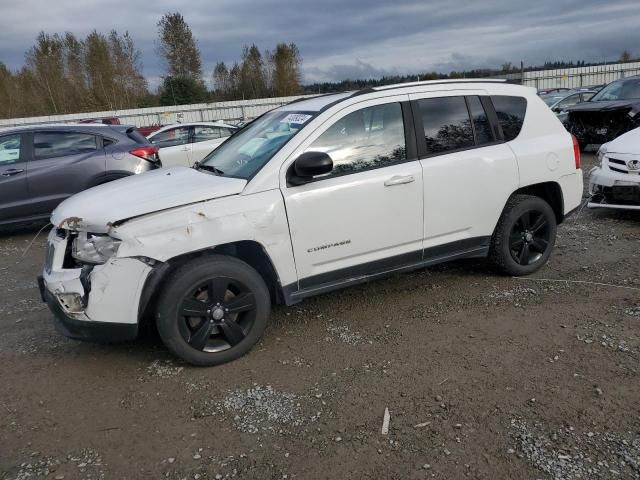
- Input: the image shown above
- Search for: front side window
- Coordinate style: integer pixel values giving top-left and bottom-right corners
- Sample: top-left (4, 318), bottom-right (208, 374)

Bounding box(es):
top-left (0, 134), bottom-right (22, 165)
top-left (491, 95), bottom-right (527, 142)
top-left (151, 127), bottom-right (191, 148)
top-left (305, 102), bottom-right (406, 177)
top-left (34, 132), bottom-right (97, 160)
top-left (418, 96), bottom-right (474, 154)
top-left (199, 110), bottom-right (316, 179)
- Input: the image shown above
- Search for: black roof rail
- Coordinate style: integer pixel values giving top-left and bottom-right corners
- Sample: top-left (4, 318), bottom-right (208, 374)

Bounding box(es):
top-left (350, 87), bottom-right (375, 97)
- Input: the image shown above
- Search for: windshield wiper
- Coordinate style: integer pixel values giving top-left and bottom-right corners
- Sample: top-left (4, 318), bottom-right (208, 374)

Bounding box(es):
top-left (196, 163), bottom-right (225, 176)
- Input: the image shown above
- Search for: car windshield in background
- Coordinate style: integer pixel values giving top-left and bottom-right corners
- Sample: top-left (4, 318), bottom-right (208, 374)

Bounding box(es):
top-left (590, 78), bottom-right (640, 102)
top-left (198, 111), bottom-right (316, 178)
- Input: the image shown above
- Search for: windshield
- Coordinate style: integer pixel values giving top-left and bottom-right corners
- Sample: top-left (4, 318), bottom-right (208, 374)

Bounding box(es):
top-left (197, 110), bottom-right (316, 178)
top-left (590, 78), bottom-right (640, 102)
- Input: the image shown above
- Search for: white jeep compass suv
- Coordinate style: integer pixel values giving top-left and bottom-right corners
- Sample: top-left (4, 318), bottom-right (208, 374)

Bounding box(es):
top-left (39, 80), bottom-right (583, 366)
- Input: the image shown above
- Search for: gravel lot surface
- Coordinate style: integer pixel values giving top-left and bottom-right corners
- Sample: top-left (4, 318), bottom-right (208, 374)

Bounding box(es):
top-left (1, 154), bottom-right (639, 479)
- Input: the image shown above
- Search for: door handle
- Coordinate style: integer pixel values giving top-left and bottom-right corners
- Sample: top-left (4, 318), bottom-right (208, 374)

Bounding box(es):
top-left (181, 146), bottom-right (190, 151)
top-left (384, 175), bottom-right (415, 186)
top-left (1, 169), bottom-right (24, 177)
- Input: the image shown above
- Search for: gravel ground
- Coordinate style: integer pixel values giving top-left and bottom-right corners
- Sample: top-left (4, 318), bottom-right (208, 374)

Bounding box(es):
top-left (1, 154), bottom-right (639, 479)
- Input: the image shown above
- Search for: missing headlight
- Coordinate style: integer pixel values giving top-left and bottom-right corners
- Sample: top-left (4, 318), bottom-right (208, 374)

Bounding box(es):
top-left (72, 232), bottom-right (121, 265)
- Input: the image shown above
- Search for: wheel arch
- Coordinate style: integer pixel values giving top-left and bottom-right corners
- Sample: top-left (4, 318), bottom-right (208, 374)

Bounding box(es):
top-left (137, 240), bottom-right (285, 325)
top-left (510, 181), bottom-right (564, 224)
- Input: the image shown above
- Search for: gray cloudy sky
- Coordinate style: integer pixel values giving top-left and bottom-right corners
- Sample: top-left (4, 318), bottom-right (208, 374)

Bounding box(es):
top-left (1, 0), bottom-right (640, 86)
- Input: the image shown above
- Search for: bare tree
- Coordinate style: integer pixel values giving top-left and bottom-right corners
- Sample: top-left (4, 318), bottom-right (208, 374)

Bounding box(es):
top-left (24, 32), bottom-right (67, 113)
top-left (212, 62), bottom-right (230, 99)
top-left (620, 50), bottom-right (633, 62)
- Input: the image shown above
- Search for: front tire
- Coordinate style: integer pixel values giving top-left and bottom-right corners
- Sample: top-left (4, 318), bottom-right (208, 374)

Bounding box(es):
top-left (489, 194), bottom-right (557, 276)
top-left (156, 255), bottom-right (270, 366)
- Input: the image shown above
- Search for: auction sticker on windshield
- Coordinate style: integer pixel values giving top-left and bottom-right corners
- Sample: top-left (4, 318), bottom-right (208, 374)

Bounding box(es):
top-left (281, 113), bottom-right (312, 125)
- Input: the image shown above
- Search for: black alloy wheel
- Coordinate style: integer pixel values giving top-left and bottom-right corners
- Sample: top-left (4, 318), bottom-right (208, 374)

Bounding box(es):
top-left (156, 255), bottom-right (271, 366)
top-left (508, 210), bottom-right (551, 266)
top-left (489, 194), bottom-right (557, 276)
top-left (178, 277), bottom-right (257, 352)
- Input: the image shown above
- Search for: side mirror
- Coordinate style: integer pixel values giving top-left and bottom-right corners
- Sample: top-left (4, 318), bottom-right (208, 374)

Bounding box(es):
top-left (289, 151), bottom-right (333, 186)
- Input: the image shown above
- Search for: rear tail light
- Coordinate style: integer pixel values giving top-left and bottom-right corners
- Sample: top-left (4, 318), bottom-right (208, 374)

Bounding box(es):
top-left (130, 145), bottom-right (159, 162)
top-left (571, 135), bottom-right (581, 169)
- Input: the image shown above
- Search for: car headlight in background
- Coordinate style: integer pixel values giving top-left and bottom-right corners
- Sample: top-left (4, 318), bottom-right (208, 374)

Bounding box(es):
top-left (596, 145), bottom-right (608, 166)
top-left (72, 232), bottom-right (121, 264)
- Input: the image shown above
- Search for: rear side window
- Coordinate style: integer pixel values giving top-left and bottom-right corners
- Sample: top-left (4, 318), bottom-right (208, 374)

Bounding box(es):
top-left (34, 132), bottom-right (97, 160)
top-left (151, 127), bottom-right (191, 148)
top-left (491, 95), bottom-right (527, 141)
top-left (418, 97), bottom-right (474, 154)
top-left (466, 96), bottom-right (494, 145)
top-left (193, 126), bottom-right (223, 142)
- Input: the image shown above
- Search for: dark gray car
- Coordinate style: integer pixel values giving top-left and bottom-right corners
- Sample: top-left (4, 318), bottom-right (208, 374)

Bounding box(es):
top-left (0, 124), bottom-right (161, 227)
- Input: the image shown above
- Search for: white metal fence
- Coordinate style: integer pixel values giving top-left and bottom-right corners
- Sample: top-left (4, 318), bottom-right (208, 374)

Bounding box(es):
top-left (0, 94), bottom-right (318, 128)
top-left (521, 62), bottom-right (640, 90)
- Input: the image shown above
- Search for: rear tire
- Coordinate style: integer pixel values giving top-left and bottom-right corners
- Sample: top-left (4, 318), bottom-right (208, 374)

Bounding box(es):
top-left (155, 255), bottom-right (270, 366)
top-left (489, 194), bottom-right (557, 276)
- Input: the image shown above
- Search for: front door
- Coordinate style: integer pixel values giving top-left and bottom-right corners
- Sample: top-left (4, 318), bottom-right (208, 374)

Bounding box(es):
top-left (281, 98), bottom-right (424, 289)
top-left (0, 133), bottom-right (29, 224)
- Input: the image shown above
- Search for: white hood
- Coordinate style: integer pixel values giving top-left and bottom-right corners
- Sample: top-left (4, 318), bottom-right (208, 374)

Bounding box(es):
top-left (605, 126), bottom-right (640, 154)
top-left (51, 167), bottom-right (247, 233)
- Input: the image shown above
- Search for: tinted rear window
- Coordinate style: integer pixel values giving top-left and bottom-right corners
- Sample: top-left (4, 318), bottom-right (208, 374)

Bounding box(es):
top-left (490, 96), bottom-right (527, 141)
top-left (126, 128), bottom-right (149, 144)
top-left (418, 96), bottom-right (475, 154)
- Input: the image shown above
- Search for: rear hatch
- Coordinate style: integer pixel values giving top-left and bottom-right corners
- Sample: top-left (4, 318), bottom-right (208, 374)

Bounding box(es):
top-left (111, 125), bottom-right (161, 165)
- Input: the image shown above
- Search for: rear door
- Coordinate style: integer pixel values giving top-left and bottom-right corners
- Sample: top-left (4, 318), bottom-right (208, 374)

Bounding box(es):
top-left (0, 133), bottom-right (29, 223)
top-left (409, 92), bottom-right (519, 251)
top-left (150, 126), bottom-right (192, 167)
top-left (26, 130), bottom-right (105, 215)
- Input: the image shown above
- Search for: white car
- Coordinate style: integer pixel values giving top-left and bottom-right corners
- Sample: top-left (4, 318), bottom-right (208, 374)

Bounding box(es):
top-left (589, 126), bottom-right (640, 210)
top-left (39, 80), bottom-right (583, 366)
top-left (147, 121), bottom-right (237, 167)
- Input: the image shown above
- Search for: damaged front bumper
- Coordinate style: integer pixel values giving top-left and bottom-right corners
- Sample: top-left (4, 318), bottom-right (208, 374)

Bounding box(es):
top-left (588, 166), bottom-right (640, 210)
top-left (39, 229), bottom-right (153, 342)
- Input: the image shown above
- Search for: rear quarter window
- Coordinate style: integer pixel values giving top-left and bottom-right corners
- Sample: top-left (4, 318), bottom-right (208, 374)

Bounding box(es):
top-left (126, 128), bottom-right (150, 144)
top-left (491, 95), bottom-right (527, 142)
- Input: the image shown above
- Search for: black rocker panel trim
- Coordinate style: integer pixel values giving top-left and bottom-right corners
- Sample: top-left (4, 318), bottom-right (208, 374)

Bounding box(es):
top-left (284, 236), bottom-right (491, 304)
